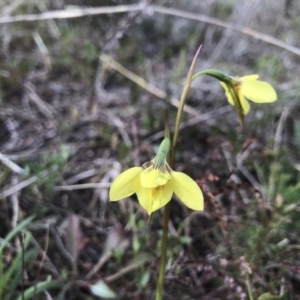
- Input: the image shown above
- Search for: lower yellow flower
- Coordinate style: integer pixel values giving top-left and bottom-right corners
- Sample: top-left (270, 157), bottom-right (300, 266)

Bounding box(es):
top-left (109, 161), bottom-right (204, 215)
top-left (220, 74), bottom-right (277, 117)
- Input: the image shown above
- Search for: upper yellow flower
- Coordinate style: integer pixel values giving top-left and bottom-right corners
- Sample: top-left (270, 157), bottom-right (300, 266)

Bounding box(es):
top-left (220, 74), bottom-right (277, 117)
top-left (192, 70), bottom-right (277, 126)
top-left (109, 140), bottom-right (204, 215)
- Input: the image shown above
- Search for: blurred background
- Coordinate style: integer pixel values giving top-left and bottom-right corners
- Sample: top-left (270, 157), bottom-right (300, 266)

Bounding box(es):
top-left (0, 0), bottom-right (300, 299)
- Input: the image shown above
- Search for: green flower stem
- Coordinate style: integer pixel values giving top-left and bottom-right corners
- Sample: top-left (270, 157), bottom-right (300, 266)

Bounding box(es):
top-left (155, 45), bottom-right (202, 300)
top-left (246, 275), bottom-right (254, 300)
top-left (170, 46), bottom-right (202, 165)
top-left (193, 69), bottom-right (245, 126)
top-left (155, 203), bottom-right (170, 300)
top-left (192, 69), bottom-right (229, 83)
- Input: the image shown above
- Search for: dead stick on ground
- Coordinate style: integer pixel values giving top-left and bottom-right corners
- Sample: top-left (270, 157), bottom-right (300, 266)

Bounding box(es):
top-left (0, 152), bottom-right (24, 174)
top-left (0, 4), bottom-right (299, 57)
top-left (100, 53), bottom-right (198, 116)
top-left (0, 166), bottom-right (58, 199)
top-left (49, 225), bottom-right (78, 276)
top-left (54, 183), bottom-right (111, 191)
top-left (0, 4), bottom-right (146, 23)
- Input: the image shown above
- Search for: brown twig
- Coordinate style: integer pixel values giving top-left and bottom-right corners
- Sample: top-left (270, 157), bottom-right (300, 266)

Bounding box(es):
top-left (0, 5), bottom-right (299, 56)
top-left (30, 235), bottom-right (61, 279)
top-left (35, 225), bottom-right (50, 281)
top-left (149, 5), bottom-right (300, 57)
top-left (100, 53), bottom-right (198, 116)
top-left (49, 225), bottom-right (77, 276)
top-left (0, 4), bottom-right (146, 23)
top-left (54, 182), bottom-right (111, 191)
top-left (0, 166), bottom-right (58, 199)
top-left (0, 152), bottom-right (24, 174)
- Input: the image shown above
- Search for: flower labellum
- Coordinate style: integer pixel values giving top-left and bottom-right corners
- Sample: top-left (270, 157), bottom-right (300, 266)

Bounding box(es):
top-left (109, 138), bottom-right (204, 215)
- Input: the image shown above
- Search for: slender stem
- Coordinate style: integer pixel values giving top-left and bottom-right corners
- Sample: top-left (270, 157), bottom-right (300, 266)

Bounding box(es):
top-left (155, 204), bottom-right (170, 300)
top-left (155, 45), bottom-right (202, 300)
top-left (246, 275), bottom-right (254, 300)
top-left (170, 46), bottom-right (202, 164)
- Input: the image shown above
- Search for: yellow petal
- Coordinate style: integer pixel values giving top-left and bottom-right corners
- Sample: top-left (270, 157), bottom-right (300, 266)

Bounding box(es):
top-left (136, 182), bottom-right (173, 215)
top-left (221, 81), bottom-right (250, 117)
top-left (240, 74), bottom-right (259, 81)
top-left (220, 82), bottom-right (234, 106)
top-left (238, 92), bottom-right (251, 115)
top-left (109, 167), bottom-right (142, 201)
top-left (170, 171), bottom-right (204, 211)
top-left (241, 78), bottom-right (277, 103)
top-left (140, 168), bottom-right (170, 188)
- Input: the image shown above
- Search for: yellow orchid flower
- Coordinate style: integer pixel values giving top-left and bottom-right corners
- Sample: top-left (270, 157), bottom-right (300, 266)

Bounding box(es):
top-left (192, 70), bottom-right (277, 126)
top-left (109, 139), bottom-right (204, 215)
top-left (220, 74), bottom-right (277, 116)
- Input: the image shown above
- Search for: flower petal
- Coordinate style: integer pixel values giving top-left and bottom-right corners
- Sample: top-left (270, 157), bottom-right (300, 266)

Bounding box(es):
top-left (241, 78), bottom-right (277, 103)
top-left (220, 82), bottom-right (234, 106)
top-left (238, 92), bottom-right (251, 115)
top-left (240, 74), bottom-right (259, 81)
top-left (151, 182), bottom-right (173, 213)
top-left (171, 171), bottom-right (204, 211)
top-left (221, 82), bottom-right (250, 116)
top-left (136, 182), bottom-right (173, 215)
top-left (109, 167), bottom-right (142, 201)
top-left (140, 168), bottom-right (170, 188)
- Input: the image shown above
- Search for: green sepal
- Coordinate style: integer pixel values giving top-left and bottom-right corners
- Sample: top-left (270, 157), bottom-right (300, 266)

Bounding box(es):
top-left (153, 138), bottom-right (171, 168)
